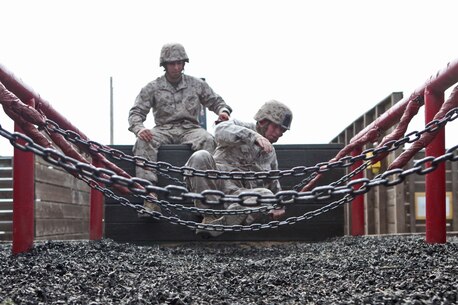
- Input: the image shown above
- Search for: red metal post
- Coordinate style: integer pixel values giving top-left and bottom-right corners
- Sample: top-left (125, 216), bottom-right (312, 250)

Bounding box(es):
top-left (345, 59), bottom-right (458, 157)
top-left (424, 89), bottom-right (446, 244)
top-left (12, 99), bottom-right (35, 255)
top-left (351, 148), bottom-right (365, 236)
top-left (89, 159), bottom-right (104, 240)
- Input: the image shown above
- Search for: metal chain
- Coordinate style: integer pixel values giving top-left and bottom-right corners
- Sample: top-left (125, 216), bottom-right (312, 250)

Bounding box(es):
top-left (331, 160), bottom-right (371, 187)
top-left (42, 107), bottom-right (458, 184)
top-left (292, 172), bottom-right (318, 191)
top-left (1, 117), bottom-right (457, 232)
top-left (80, 173), bottom-right (356, 231)
top-left (0, 108), bottom-right (458, 231)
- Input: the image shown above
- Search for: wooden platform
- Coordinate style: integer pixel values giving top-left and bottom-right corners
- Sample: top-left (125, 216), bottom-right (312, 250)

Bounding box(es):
top-left (104, 144), bottom-right (345, 243)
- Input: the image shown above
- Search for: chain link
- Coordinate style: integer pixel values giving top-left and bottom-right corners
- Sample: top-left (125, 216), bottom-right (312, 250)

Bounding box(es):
top-left (42, 108), bottom-right (458, 184)
top-left (1, 107), bottom-right (457, 232)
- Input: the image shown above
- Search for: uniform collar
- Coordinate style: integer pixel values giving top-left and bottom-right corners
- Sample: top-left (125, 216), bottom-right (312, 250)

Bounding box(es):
top-left (159, 74), bottom-right (188, 91)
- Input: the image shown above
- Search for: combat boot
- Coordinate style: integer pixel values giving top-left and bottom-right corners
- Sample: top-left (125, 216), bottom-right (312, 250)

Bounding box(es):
top-left (196, 215), bottom-right (225, 238)
top-left (196, 204), bottom-right (250, 238)
top-left (138, 193), bottom-right (161, 218)
top-left (224, 203), bottom-right (248, 225)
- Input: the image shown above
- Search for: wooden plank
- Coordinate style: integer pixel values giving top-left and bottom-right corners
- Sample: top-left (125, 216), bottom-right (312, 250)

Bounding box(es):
top-left (105, 223), bottom-right (344, 243)
top-left (0, 177), bottom-right (12, 188)
top-left (0, 157), bottom-right (12, 167)
top-left (0, 220), bottom-right (12, 231)
top-left (35, 218), bottom-right (89, 237)
top-left (0, 210), bottom-right (13, 221)
top-left (394, 183), bottom-right (406, 233)
top-left (105, 202), bottom-right (344, 224)
top-left (34, 154), bottom-right (91, 240)
top-left (35, 160), bottom-right (89, 190)
top-left (35, 233), bottom-right (89, 240)
top-left (105, 144), bottom-right (345, 242)
top-left (0, 168), bottom-right (12, 178)
top-left (372, 187), bottom-right (380, 234)
top-left (386, 188), bottom-right (396, 233)
top-left (104, 207), bottom-right (344, 243)
top-left (0, 232), bottom-right (13, 241)
top-left (408, 164), bottom-right (417, 233)
top-left (35, 201), bottom-right (89, 219)
top-left (452, 161), bottom-right (458, 231)
top-left (0, 200), bottom-right (13, 210)
top-left (35, 181), bottom-right (90, 205)
top-left (0, 189), bottom-right (13, 199)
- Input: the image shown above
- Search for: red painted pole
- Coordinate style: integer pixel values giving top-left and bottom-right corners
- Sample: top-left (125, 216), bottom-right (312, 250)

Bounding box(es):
top-left (1, 64), bottom-right (108, 244)
top-left (12, 99), bottom-right (35, 255)
top-left (90, 159), bottom-right (104, 240)
top-left (351, 148), bottom-right (365, 236)
top-left (344, 59), bottom-right (458, 157)
top-left (424, 89), bottom-right (446, 243)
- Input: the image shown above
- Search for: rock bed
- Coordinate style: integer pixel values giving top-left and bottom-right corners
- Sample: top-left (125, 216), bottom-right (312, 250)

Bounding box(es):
top-left (1, 235), bottom-right (457, 304)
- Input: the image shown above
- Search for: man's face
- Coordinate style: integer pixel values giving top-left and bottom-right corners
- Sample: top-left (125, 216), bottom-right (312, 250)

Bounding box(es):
top-left (165, 61), bottom-right (185, 81)
top-left (263, 121), bottom-right (286, 143)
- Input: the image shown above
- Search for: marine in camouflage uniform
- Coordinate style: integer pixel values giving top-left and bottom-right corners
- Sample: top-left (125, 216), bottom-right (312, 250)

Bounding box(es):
top-left (128, 43), bottom-right (232, 187)
top-left (185, 100), bottom-right (293, 237)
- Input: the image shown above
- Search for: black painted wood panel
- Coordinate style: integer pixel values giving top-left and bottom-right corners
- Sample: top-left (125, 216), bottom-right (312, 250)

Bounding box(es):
top-left (105, 144), bottom-right (345, 243)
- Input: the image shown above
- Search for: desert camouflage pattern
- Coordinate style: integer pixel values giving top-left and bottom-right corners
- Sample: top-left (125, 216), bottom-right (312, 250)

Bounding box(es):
top-left (128, 74), bottom-right (230, 135)
top-left (133, 124), bottom-right (216, 183)
top-left (253, 99), bottom-right (293, 130)
top-left (128, 74), bottom-right (232, 183)
top-left (185, 119), bottom-right (281, 212)
top-left (159, 43), bottom-right (189, 66)
top-left (213, 119), bottom-right (281, 194)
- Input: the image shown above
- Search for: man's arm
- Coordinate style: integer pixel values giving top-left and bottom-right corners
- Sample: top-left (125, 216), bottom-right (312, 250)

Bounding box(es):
top-left (128, 85), bottom-right (153, 136)
top-left (197, 78), bottom-right (232, 120)
top-left (214, 119), bottom-right (258, 146)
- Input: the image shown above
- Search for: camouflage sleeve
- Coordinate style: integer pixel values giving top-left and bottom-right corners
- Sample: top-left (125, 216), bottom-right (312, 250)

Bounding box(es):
top-left (197, 78), bottom-right (232, 115)
top-left (268, 154), bottom-right (282, 193)
top-left (214, 119), bottom-right (257, 145)
top-left (128, 84), bottom-right (153, 135)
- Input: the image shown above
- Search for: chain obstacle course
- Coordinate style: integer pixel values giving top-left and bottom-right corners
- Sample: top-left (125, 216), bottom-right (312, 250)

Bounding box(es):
top-left (1, 60), bottom-right (458, 304)
top-left (0, 59), bottom-right (458, 254)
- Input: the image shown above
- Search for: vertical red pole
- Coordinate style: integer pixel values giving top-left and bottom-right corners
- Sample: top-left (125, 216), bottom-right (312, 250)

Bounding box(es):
top-left (12, 99), bottom-right (35, 255)
top-left (351, 148), bottom-right (365, 235)
top-left (424, 89), bottom-right (446, 244)
top-left (89, 158), bottom-right (104, 240)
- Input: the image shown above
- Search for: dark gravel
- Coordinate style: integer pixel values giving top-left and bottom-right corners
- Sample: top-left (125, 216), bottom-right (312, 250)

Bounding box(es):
top-left (1, 235), bottom-right (457, 305)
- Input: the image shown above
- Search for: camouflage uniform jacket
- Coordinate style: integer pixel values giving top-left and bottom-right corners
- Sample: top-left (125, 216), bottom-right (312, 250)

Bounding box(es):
top-left (213, 119), bottom-right (281, 193)
top-left (128, 74), bottom-right (231, 135)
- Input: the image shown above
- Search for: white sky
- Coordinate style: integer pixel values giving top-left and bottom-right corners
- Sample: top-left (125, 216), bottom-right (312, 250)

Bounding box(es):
top-left (1, 0), bottom-right (458, 157)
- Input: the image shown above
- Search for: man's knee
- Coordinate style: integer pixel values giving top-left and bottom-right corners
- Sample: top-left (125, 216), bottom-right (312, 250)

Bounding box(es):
top-left (186, 150), bottom-right (213, 169)
top-left (133, 139), bottom-right (156, 156)
top-left (200, 134), bottom-right (216, 153)
top-left (187, 130), bottom-right (216, 153)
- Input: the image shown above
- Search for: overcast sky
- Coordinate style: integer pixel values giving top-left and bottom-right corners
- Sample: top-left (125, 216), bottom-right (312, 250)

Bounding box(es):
top-left (1, 0), bottom-right (458, 157)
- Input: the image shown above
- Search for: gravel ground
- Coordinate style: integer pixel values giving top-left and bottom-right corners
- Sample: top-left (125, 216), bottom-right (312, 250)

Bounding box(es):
top-left (1, 235), bottom-right (457, 305)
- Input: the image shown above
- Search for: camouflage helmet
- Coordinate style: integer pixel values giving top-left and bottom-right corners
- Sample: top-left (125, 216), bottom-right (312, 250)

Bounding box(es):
top-left (159, 43), bottom-right (189, 67)
top-left (254, 100), bottom-right (293, 130)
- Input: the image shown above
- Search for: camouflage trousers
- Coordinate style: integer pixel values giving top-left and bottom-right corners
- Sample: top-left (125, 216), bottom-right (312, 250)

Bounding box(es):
top-left (184, 150), bottom-right (274, 225)
top-left (133, 124), bottom-right (216, 184)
